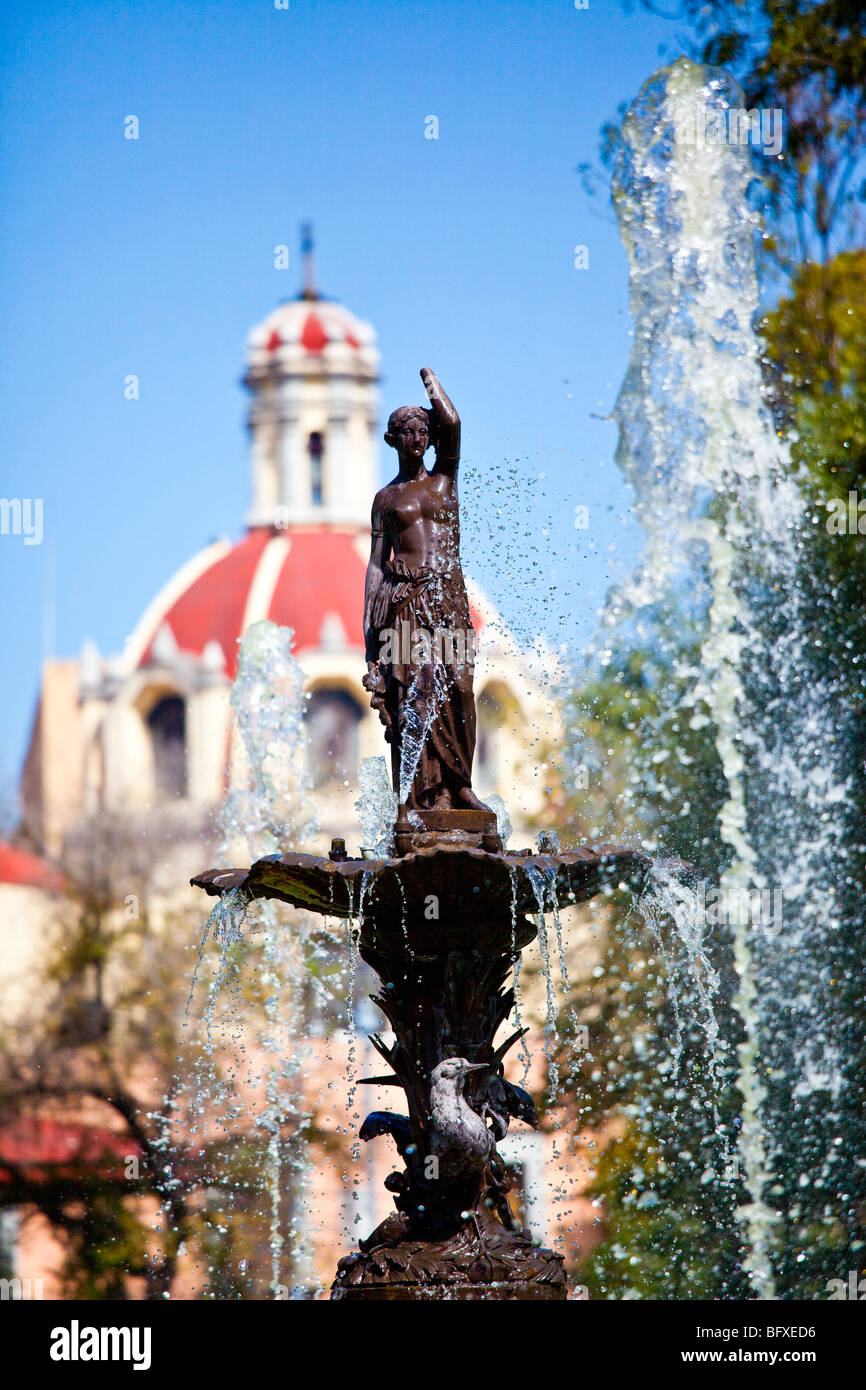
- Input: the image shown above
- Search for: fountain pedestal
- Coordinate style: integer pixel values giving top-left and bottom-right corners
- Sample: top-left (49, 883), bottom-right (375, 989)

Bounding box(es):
top-left (393, 805), bottom-right (503, 855)
top-left (193, 841), bottom-right (648, 1300)
top-left (334, 876), bottom-right (562, 1301)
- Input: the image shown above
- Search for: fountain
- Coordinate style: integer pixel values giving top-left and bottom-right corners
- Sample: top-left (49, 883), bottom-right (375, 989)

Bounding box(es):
top-left (170, 47), bottom-right (864, 1305)
top-left (192, 366), bottom-right (648, 1299)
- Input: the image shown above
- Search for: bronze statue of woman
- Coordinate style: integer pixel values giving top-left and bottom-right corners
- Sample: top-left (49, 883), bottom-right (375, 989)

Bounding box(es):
top-left (363, 368), bottom-right (488, 815)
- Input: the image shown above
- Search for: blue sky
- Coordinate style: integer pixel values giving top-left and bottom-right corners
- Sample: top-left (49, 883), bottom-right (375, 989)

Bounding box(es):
top-left (0, 0), bottom-right (682, 810)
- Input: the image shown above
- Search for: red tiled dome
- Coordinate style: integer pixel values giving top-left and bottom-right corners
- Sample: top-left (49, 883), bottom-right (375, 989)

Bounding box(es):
top-left (247, 296), bottom-right (378, 367)
top-left (131, 527), bottom-right (484, 679)
top-left (0, 843), bottom-right (64, 892)
top-left (299, 310), bottom-right (329, 354)
top-left (136, 529), bottom-right (369, 677)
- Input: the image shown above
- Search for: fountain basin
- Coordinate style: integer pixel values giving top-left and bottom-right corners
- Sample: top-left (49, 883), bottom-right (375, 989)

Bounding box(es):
top-left (191, 842), bottom-right (650, 929)
top-left (190, 842), bottom-right (650, 1299)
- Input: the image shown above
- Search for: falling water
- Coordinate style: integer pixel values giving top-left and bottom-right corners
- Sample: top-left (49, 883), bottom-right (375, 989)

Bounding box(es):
top-left (183, 619), bottom-right (323, 1297)
top-left (223, 619), bottom-right (315, 857)
top-left (486, 793), bottom-right (513, 849)
top-left (636, 862), bottom-right (731, 1163)
top-left (398, 666), bottom-right (450, 807)
top-left (355, 756), bottom-right (397, 856)
top-left (507, 867), bottom-right (533, 1084)
top-left (605, 58), bottom-right (855, 1296)
top-left (208, 886), bottom-right (249, 950)
top-left (524, 865), bottom-right (562, 1099)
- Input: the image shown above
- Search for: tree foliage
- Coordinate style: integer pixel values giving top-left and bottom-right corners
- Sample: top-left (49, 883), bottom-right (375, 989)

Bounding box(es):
top-left (588, 2), bottom-right (866, 274)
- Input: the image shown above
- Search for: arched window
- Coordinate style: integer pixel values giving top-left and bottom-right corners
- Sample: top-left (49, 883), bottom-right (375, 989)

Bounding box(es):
top-left (147, 696), bottom-right (187, 798)
top-left (308, 431), bottom-right (324, 506)
top-left (476, 686), bottom-right (501, 784)
top-left (83, 734), bottom-right (105, 812)
top-left (476, 682), bottom-right (519, 789)
top-left (305, 687), bottom-right (362, 788)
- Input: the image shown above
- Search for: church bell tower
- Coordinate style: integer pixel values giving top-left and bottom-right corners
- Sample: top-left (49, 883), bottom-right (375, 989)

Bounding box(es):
top-left (243, 227), bottom-right (381, 531)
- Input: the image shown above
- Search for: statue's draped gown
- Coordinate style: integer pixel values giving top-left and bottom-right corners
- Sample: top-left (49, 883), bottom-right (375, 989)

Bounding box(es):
top-left (370, 538), bottom-right (477, 809)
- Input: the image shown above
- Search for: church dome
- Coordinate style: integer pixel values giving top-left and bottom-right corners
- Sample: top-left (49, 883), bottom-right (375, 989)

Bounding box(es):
top-left (247, 296), bottom-right (379, 376)
top-left (127, 526), bottom-right (488, 680)
top-left (127, 528), bottom-right (369, 678)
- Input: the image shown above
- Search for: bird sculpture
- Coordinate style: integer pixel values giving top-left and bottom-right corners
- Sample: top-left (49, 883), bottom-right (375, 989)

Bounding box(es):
top-left (428, 1057), bottom-right (494, 1181)
top-left (482, 1070), bottom-right (538, 1139)
top-left (359, 1110), bottom-right (413, 1161)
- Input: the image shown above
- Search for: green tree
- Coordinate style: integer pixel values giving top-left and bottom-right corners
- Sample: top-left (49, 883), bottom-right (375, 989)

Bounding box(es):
top-left (762, 248), bottom-right (866, 478)
top-left (587, 2), bottom-right (866, 276)
top-left (654, 2), bottom-right (863, 261)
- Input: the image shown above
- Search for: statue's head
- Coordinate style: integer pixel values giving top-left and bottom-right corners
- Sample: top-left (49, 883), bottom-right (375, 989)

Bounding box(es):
top-left (385, 405), bottom-right (430, 461)
top-left (431, 1057), bottom-right (487, 1089)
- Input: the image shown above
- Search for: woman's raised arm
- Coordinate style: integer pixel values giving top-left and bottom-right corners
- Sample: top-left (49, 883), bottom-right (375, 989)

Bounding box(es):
top-left (421, 367), bottom-right (460, 476)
